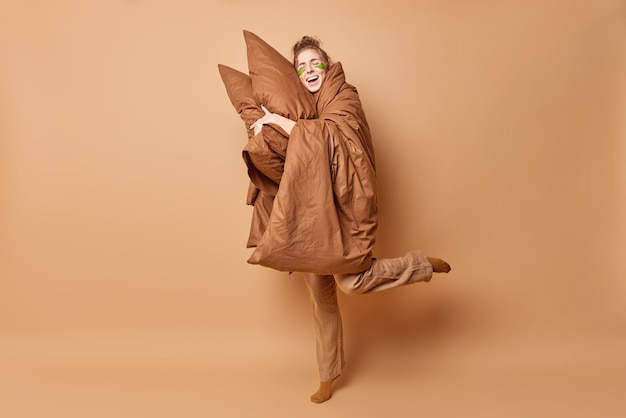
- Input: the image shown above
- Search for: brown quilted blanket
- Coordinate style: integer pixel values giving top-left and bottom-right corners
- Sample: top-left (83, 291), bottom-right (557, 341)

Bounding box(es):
top-left (247, 62), bottom-right (378, 275)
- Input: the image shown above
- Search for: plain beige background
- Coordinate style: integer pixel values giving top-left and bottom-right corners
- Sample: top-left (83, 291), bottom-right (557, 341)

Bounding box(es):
top-left (1, 0), bottom-right (625, 417)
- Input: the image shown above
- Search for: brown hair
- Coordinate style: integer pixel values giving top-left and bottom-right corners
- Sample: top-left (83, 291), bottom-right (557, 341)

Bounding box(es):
top-left (292, 35), bottom-right (332, 68)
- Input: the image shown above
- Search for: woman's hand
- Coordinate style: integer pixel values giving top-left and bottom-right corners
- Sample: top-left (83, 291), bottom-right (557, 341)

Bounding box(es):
top-left (250, 105), bottom-right (296, 136)
top-left (250, 105), bottom-right (273, 136)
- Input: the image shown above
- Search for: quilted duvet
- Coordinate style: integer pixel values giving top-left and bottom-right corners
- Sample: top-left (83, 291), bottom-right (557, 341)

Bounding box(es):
top-left (219, 31), bottom-right (378, 275)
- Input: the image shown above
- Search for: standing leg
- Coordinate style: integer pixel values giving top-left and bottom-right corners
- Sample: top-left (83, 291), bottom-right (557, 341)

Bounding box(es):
top-left (304, 273), bottom-right (345, 403)
top-left (335, 250), bottom-right (450, 294)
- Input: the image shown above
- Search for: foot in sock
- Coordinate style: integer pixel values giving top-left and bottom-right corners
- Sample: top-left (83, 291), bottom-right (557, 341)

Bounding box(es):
top-left (427, 257), bottom-right (451, 273)
top-left (310, 375), bottom-right (339, 403)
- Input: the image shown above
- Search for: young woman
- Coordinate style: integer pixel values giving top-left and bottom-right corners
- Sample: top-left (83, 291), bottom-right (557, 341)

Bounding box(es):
top-left (250, 36), bottom-right (451, 403)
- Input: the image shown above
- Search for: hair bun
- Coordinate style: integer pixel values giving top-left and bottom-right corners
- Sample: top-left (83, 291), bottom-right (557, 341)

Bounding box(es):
top-left (292, 35), bottom-right (332, 67)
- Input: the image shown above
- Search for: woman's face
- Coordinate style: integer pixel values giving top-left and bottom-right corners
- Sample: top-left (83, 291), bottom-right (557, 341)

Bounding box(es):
top-left (296, 49), bottom-right (326, 93)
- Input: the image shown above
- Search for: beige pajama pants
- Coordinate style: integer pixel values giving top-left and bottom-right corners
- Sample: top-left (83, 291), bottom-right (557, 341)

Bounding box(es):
top-left (303, 250), bottom-right (433, 381)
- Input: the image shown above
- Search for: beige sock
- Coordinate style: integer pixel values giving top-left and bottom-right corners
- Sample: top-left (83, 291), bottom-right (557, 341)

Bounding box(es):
top-left (427, 257), bottom-right (451, 273)
top-left (310, 375), bottom-right (339, 403)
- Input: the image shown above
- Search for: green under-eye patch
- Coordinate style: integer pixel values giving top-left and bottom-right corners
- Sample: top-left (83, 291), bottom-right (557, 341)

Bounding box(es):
top-left (296, 62), bottom-right (325, 77)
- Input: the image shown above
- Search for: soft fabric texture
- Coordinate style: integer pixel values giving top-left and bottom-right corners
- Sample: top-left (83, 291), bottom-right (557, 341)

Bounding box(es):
top-left (244, 30), bottom-right (316, 122)
top-left (219, 31), bottom-right (378, 275)
top-left (247, 61), bottom-right (378, 274)
top-left (218, 64), bottom-right (283, 195)
top-left (217, 64), bottom-right (259, 127)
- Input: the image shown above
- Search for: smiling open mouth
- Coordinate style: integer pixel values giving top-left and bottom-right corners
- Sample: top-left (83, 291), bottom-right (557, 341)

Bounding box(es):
top-left (307, 75), bottom-right (319, 83)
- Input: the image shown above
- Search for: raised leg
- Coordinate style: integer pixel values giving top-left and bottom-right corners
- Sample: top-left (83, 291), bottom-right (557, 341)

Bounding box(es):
top-left (334, 250), bottom-right (439, 295)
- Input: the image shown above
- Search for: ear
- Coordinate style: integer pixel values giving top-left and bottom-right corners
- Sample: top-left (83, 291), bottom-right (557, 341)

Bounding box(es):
top-left (243, 30), bottom-right (316, 120)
